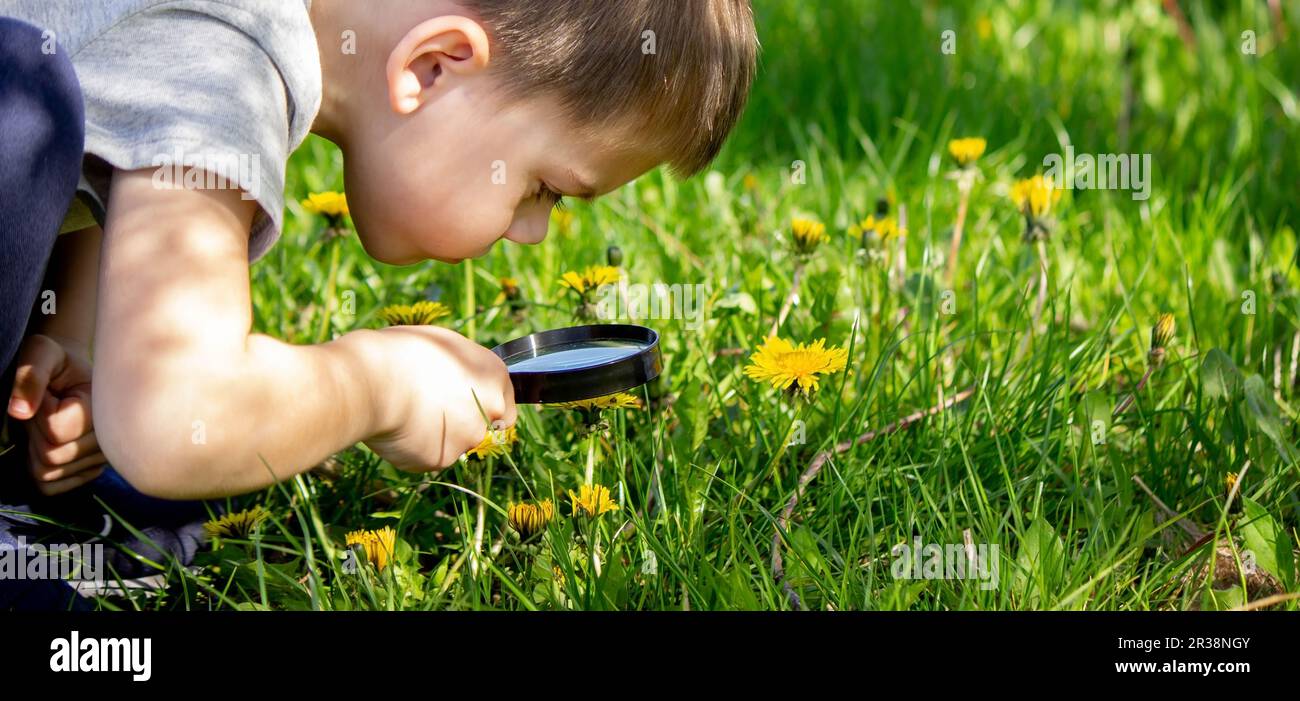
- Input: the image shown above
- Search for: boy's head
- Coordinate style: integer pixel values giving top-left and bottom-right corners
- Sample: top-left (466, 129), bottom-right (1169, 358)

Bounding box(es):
top-left (318, 0), bottom-right (758, 265)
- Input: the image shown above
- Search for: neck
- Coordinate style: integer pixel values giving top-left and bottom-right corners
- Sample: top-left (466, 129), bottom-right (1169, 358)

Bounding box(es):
top-left (308, 0), bottom-right (361, 146)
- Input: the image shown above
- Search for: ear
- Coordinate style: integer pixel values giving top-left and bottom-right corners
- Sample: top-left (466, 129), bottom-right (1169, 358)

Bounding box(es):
top-left (386, 16), bottom-right (491, 115)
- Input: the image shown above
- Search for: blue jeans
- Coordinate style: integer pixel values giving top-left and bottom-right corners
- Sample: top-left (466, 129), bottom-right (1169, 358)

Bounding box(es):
top-left (0, 16), bottom-right (215, 610)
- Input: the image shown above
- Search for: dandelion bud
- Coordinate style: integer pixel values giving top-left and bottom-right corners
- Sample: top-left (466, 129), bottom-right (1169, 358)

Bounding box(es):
top-left (606, 245), bottom-right (624, 267)
top-left (1148, 313), bottom-right (1174, 368)
top-left (1151, 313), bottom-right (1175, 351)
top-left (508, 499), bottom-right (554, 541)
top-left (1225, 472), bottom-right (1243, 514)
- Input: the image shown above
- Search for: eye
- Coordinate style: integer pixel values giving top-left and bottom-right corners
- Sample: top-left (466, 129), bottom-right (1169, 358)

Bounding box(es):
top-left (536, 183), bottom-right (566, 211)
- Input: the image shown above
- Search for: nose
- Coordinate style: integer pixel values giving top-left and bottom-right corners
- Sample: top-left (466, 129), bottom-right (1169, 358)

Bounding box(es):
top-left (506, 212), bottom-right (550, 245)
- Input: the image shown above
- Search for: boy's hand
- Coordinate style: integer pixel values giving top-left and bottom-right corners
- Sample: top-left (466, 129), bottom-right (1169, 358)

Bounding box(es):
top-left (7, 334), bottom-right (106, 495)
top-left (358, 325), bottom-right (517, 471)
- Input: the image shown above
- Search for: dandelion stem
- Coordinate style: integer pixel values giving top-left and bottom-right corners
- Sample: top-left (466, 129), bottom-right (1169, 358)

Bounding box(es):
top-left (768, 263), bottom-right (806, 338)
top-left (945, 171), bottom-right (975, 286)
top-left (584, 431), bottom-right (597, 485)
top-left (1113, 365), bottom-right (1155, 417)
top-left (893, 204), bottom-right (909, 293)
top-left (1162, 0), bottom-right (1197, 48)
top-left (464, 258), bottom-right (477, 342)
top-left (1032, 238), bottom-right (1049, 324)
top-left (316, 237), bottom-right (341, 344)
top-left (590, 522), bottom-right (603, 578)
top-left (470, 462), bottom-right (492, 578)
top-left (758, 407), bottom-right (804, 490)
top-left (1012, 239), bottom-right (1050, 368)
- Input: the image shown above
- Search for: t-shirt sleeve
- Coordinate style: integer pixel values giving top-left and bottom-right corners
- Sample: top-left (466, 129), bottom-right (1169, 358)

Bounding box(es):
top-left (72, 5), bottom-right (303, 261)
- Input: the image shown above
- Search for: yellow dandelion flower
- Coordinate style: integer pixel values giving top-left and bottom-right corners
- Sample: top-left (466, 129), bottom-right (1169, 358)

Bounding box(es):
top-left (345, 526), bottom-right (397, 572)
top-left (379, 300), bottom-right (451, 326)
top-left (976, 16), bottom-right (993, 40)
top-left (852, 216), bottom-right (906, 244)
top-left (744, 336), bottom-right (849, 397)
top-left (743, 174), bottom-right (759, 191)
top-left (558, 265), bottom-right (621, 296)
top-left (507, 499), bottom-right (555, 540)
top-left (569, 483), bottom-right (620, 517)
top-left (948, 137), bottom-right (987, 168)
top-left (875, 216), bottom-right (905, 242)
top-left (1225, 471), bottom-right (1238, 494)
top-left (465, 424), bottom-right (517, 461)
top-left (790, 218), bottom-right (827, 254)
top-left (550, 392), bottom-right (643, 411)
top-left (1010, 175), bottom-right (1062, 219)
top-left (495, 277), bottom-right (525, 308)
top-left (300, 191), bottom-right (349, 219)
top-left (203, 505), bottom-right (270, 539)
top-left (551, 209), bottom-right (575, 233)
top-left (1151, 313), bottom-right (1175, 351)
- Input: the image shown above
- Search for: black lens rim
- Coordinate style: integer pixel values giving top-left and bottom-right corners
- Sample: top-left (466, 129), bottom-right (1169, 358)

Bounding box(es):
top-left (491, 324), bottom-right (662, 404)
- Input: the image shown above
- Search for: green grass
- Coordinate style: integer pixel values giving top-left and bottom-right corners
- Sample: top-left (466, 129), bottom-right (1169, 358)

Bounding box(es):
top-left (99, 0), bottom-right (1298, 610)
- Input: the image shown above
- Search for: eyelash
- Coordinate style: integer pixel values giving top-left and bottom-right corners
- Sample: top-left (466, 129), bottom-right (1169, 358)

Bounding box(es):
top-left (537, 184), bottom-right (566, 211)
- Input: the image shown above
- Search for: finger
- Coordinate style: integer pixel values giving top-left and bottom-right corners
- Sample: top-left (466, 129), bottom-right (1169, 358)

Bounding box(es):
top-left (33, 452), bottom-right (107, 482)
top-left (33, 387), bottom-right (94, 444)
top-left (34, 466), bottom-right (105, 497)
top-left (47, 348), bottom-right (92, 394)
top-left (8, 335), bottom-right (63, 420)
top-left (28, 421), bottom-right (102, 468)
top-left (499, 381), bottom-right (517, 427)
top-left (493, 402), bottom-right (517, 431)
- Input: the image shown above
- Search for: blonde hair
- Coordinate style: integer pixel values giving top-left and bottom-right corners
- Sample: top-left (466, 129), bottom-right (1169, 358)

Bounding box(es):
top-left (460, 0), bottom-right (759, 176)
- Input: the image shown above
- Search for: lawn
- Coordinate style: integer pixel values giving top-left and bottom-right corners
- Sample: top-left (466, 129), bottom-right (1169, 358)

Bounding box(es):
top-left (104, 0), bottom-right (1299, 610)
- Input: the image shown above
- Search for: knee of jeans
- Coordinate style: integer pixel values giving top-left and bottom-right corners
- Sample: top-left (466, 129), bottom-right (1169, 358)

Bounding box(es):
top-left (0, 18), bottom-right (85, 190)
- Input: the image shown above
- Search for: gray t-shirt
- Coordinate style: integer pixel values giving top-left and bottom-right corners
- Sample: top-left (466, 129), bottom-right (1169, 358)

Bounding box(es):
top-left (0, 0), bottom-right (322, 261)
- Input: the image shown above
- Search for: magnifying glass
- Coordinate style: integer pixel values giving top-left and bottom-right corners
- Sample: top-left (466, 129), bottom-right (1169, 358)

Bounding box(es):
top-left (491, 324), bottom-right (662, 404)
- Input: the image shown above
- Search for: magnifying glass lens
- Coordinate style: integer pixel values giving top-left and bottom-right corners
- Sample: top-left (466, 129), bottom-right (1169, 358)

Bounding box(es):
top-left (491, 324), bottom-right (662, 404)
top-left (504, 340), bottom-right (647, 372)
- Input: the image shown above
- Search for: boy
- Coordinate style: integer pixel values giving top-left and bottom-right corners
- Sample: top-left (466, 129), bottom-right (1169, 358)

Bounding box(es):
top-left (0, 0), bottom-right (757, 607)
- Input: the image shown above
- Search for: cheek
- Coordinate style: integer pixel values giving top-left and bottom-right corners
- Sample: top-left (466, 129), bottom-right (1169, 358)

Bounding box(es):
top-left (445, 186), bottom-right (520, 255)
top-left (369, 162), bottom-right (520, 259)
top-left (345, 105), bottom-right (538, 260)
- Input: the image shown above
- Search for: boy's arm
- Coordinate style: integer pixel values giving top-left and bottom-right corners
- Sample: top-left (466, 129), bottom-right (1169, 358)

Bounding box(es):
top-left (7, 226), bottom-right (107, 495)
top-left (92, 169), bottom-right (379, 498)
top-left (94, 168), bottom-right (517, 500)
top-left (32, 225), bottom-right (101, 357)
